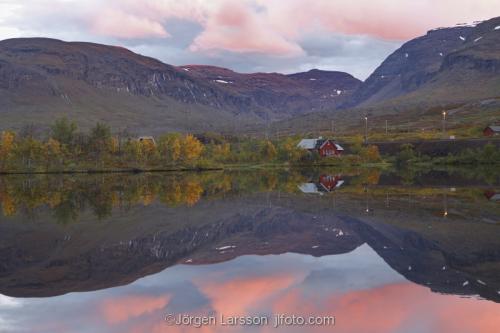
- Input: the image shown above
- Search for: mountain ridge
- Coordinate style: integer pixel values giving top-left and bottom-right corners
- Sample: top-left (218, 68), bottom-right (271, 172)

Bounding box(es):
top-left (1, 15), bottom-right (500, 134)
top-left (0, 37), bottom-right (360, 133)
top-left (343, 16), bottom-right (500, 109)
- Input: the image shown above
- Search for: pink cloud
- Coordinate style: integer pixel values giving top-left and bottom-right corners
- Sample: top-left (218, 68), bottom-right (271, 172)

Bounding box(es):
top-left (82, 0), bottom-right (500, 54)
top-left (271, 282), bottom-right (500, 333)
top-left (90, 7), bottom-right (169, 39)
top-left (116, 279), bottom-right (500, 333)
top-left (189, 1), bottom-right (304, 56)
top-left (4, 0), bottom-right (500, 59)
top-left (100, 294), bottom-right (171, 324)
top-left (193, 272), bottom-right (304, 316)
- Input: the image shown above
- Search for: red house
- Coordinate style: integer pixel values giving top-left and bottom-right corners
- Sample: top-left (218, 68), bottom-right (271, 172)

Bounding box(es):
top-left (483, 126), bottom-right (500, 137)
top-left (297, 138), bottom-right (344, 157)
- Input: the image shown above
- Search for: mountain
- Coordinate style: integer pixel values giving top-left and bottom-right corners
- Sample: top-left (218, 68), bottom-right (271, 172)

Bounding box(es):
top-left (272, 16), bottom-right (500, 134)
top-left (0, 38), bottom-right (360, 133)
top-left (181, 65), bottom-right (360, 116)
top-left (345, 16), bottom-right (500, 109)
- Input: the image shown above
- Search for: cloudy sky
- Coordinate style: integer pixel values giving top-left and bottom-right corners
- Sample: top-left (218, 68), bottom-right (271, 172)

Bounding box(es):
top-left (0, 0), bottom-right (499, 79)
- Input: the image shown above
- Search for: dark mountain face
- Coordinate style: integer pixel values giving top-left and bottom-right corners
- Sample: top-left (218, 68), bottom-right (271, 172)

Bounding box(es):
top-left (179, 65), bottom-right (361, 116)
top-left (345, 16), bottom-right (500, 109)
top-left (0, 38), bottom-right (266, 133)
top-left (0, 38), bottom-right (360, 132)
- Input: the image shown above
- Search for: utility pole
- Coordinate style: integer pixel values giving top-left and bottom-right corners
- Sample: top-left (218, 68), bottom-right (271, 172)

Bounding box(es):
top-left (442, 111), bottom-right (447, 138)
top-left (364, 116), bottom-right (368, 144)
top-left (385, 120), bottom-right (388, 135)
top-left (331, 120), bottom-right (335, 137)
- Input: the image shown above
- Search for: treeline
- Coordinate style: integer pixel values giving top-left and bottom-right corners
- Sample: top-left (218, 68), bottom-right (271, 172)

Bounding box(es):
top-left (0, 119), bottom-right (311, 172)
top-left (394, 143), bottom-right (500, 166)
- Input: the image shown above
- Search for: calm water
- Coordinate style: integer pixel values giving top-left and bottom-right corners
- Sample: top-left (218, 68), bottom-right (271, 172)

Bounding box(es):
top-left (0, 168), bottom-right (499, 333)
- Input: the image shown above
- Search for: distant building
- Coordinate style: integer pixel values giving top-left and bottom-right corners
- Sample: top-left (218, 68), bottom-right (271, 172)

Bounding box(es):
top-left (137, 136), bottom-right (156, 145)
top-left (483, 125), bottom-right (500, 137)
top-left (484, 190), bottom-right (500, 201)
top-left (297, 138), bottom-right (344, 157)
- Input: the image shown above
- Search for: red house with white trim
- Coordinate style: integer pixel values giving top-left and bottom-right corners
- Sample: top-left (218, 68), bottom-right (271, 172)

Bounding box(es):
top-left (297, 138), bottom-right (344, 157)
top-left (483, 125), bottom-right (500, 137)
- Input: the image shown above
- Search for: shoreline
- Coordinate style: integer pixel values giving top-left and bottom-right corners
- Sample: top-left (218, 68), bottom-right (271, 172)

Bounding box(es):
top-left (0, 162), bottom-right (391, 176)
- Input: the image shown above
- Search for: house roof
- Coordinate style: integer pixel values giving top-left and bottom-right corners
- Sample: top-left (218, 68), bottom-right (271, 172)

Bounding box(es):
top-left (489, 193), bottom-right (500, 201)
top-left (298, 138), bottom-right (344, 150)
top-left (486, 126), bottom-right (500, 132)
top-left (297, 139), bottom-right (318, 149)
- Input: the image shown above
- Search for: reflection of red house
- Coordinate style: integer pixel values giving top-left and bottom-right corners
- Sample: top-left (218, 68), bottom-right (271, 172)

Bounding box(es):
top-left (298, 175), bottom-right (344, 194)
top-left (483, 126), bottom-right (500, 137)
top-left (319, 175), bottom-right (344, 192)
top-left (484, 190), bottom-right (500, 201)
top-left (297, 138), bottom-right (344, 157)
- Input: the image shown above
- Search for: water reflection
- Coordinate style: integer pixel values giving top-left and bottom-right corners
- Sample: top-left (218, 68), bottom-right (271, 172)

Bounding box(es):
top-left (0, 168), bottom-right (499, 332)
top-left (2, 247), bottom-right (500, 333)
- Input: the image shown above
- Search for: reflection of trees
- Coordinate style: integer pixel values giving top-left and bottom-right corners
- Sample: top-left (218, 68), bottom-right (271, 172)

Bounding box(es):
top-left (2, 168), bottom-right (496, 225)
top-left (53, 199), bottom-right (79, 225)
top-left (1, 170), bottom-right (308, 222)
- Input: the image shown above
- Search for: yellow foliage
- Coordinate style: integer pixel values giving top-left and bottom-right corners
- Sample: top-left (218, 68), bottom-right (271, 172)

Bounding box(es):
top-left (171, 138), bottom-right (181, 162)
top-left (109, 137), bottom-right (119, 154)
top-left (214, 143), bottom-right (231, 160)
top-left (0, 131), bottom-right (16, 158)
top-left (1, 195), bottom-right (16, 217)
top-left (362, 145), bottom-right (382, 162)
top-left (184, 181), bottom-right (203, 206)
top-left (140, 140), bottom-right (156, 154)
top-left (182, 134), bottom-right (203, 161)
top-left (46, 138), bottom-right (61, 155)
top-left (47, 192), bottom-right (62, 208)
top-left (261, 141), bottom-right (277, 160)
top-left (366, 169), bottom-right (381, 185)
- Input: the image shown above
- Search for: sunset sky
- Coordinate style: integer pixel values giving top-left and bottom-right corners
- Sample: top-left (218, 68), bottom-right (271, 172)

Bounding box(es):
top-left (1, 0), bottom-right (499, 78)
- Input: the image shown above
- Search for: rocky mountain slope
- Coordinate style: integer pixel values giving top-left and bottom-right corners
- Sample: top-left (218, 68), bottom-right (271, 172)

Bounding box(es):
top-left (344, 16), bottom-right (500, 109)
top-left (181, 65), bottom-right (360, 116)
top-left (272, 16), bottom-right (500, 135)
top-left (0, 38), bottom-right (360, 133)
top-left (1, 16), bottom-right (499, 134)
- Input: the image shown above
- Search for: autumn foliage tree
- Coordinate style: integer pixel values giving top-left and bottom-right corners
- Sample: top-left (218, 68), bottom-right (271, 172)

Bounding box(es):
top-left (182, 134), bottom-right (204, 162)
top-left (0, 131), bottom-right (16, 171)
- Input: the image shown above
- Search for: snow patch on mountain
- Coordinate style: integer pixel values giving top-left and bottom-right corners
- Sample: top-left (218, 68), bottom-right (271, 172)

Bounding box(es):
top-left (216, 245), bottom-right (236, 250)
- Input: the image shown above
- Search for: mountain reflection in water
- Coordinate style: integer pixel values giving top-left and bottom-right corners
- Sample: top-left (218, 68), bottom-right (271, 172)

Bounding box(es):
top-left (0, 168), bottom-right (499, 333)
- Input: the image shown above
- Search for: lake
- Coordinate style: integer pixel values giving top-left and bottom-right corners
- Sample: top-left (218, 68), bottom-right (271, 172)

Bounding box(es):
top-left (0, 168), bottom-right (499, 333)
